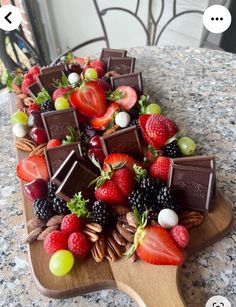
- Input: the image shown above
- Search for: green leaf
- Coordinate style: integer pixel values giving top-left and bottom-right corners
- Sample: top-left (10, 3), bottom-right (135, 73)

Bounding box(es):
top-left (165, 130), bottom-right (184, 145)
top-left (65, 50), bottom-right (74, 63)
top-left (13, 75), bottom-right (23, 87)
top-left (90, 154), bottom-right (102, 170)
top-left (133, 208), bottom-right (142, 225)
top-left (138, 94), bottom-right (149, 114)
top-left (67, 192), bottom-right (92, 219)
top-left (106, 90), bottom-right (124, 101)
top-left (35, 89), bottom-right (51, 104)
top-left (62, 127), bottom-right (79, 145)
top-left (133, 164), bottom-right (147, 183)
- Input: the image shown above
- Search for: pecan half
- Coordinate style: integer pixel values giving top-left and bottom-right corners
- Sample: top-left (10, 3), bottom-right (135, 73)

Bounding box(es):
top-left (46, 215), bottom-right (64, 227)
top-left (91, 237), bottom-right (106, 263)
top-left (83, 229), bottom-right (99, 242)
top-left (23, 227), bottom-right (42, 244)
top-left (112, 229), bottom-right (127, 246)
top-left (178, 211), bottom-right (204, 229)
top-left (37, 225), bottom-right (59, 240)
top-left (15, 138), bottom-right (36, 152)
top-left (126, 212), bottom-right (138, 228)
top-left (107, 235), bottom-right (123, 258)
top-left (29, 143), bottom-right (47, 156)
top-left (105, 245), bottom-right (117, 262)
top-left (85, 223), bottom-right (102, 233)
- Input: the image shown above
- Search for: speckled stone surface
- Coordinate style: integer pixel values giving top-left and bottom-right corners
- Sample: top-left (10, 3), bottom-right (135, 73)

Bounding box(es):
top-left (0, 46), bottom-right (235, 307)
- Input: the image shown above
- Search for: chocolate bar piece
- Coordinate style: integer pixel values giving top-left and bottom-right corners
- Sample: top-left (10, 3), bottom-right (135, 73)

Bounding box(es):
top-left (41, 64), bottom-right (67, 74)
top-left (45, 142), bottom-right (82, 177)
top-left (41, 107), bottom-right (80, 140)
top-left (37, 71), bottom-right (64, 94)
top-left (56, 160), bottom-right (97, 202)
top-left (26, 82), bottom-right (41, 99)
top-left (111, 72), bottom-right (143, 96)
top-left (172, 156), bottom-right (217, 198)
top-left (107, 57), bottom-right (135, 75)
top-left (100, 126), bottom-right (143, 160)
top-left (100, 48), bottom-right (127, 67)
top-left (168, 163), bottom-right (214, 212)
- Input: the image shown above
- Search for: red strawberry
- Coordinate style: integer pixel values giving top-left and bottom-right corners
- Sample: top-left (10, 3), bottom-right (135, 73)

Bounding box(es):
top-left (70, 81), bottom-right (106, 117)
top-left (90, 102), bottom-right (119, 130)
top-left (73, 57), bottom-right (87, 66)
top-left (103, 153), bottom-right (138, 173)
top-left (95, 180), bottom-right (126, 206)
top-left (28, 66), bottom-right (41, 79)
top-left (21, 75), bottom-right (34, 94)
top-left (115, 86), bottom-right (137, 110)
top-left (44, 230), bottom-right (68, 254)
top-left (111, 168), bottom-right (135, 197)
top-left (27, 103), bottom-right (41, 114)
top-left (149, 156), bottom-right (171, 182)
top-left (170, 225), bottom-right (189, 248)
top-left (16, 156), bottom-right (49, 182)
top-left (52, 86), bottom-right (72, 101)
top-left (136, 225), bottom-right (184, 265)
top-left (47, 139), bottom-right (62, 148)
top-left (90, 59), bottom-right (104, 69)
top-left (61, 214), bottom-right (83, 235)
top-left (68, 232), bottom-right (91, 258)
top-left (139, 114), bottom-right (151, 144)
top-left (154, 115), bottom-right (179, 137)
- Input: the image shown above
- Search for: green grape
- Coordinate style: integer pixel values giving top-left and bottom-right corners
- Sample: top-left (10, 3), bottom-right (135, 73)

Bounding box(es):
top-left (55, 97), bottom-right (70, 110)
top-left (11, 111), bottom-right (29, 125)
top-left (146, 103), bottom-right (161, 114)
top-left (84, 68), bottom-right (98, 79)
top-left (177, 137), bottom-right (196, 156)
top-left (49, 250), bottom-right (74, 277)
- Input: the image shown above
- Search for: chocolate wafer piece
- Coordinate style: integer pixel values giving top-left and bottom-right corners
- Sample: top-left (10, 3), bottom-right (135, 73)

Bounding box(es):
top-left (107, 57), bottom-right (135, 75)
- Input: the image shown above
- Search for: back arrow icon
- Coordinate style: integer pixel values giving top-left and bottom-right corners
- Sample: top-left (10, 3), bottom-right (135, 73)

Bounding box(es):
top-left (5, 12), bottom-right (12, 24)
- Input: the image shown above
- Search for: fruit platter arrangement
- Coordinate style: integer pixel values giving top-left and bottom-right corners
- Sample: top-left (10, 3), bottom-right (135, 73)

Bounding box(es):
top-left (10, 48), bottom-right (232, 304)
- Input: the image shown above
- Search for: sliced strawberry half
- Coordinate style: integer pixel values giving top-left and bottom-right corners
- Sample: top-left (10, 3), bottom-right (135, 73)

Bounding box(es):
top-left (136, 225), bottom-right (184, 265)
top-left (90, 102), bottom-right (119, 130)
top-left (70, 81), bottom-right (106, 117)
top-left (115, 86), bottom-right (137, 110)
top-left (103, 153), bottom-right (138, 173)
top-left (16, 156), bottom-right (49, 182)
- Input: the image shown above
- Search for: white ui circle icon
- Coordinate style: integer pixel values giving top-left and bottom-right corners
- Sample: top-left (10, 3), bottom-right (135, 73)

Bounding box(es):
top-left (0, 5), bottom-right (22, 31)
top-left (203, 5), bottom-right (231, 34)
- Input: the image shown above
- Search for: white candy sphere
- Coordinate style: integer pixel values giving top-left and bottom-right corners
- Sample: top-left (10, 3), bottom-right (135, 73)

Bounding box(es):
top-left (115, 112), bottom-right (131, 128)
top-left (13, 123), bottom-right (27, 138)
top-left (158, 209), bottom-right (179, 229)
top-left (68, 72), bottom-right (80, 85)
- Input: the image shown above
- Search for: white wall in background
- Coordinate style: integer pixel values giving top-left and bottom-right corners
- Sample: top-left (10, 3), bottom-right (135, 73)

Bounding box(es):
top-left (38, 0), bottom-right (210, 60)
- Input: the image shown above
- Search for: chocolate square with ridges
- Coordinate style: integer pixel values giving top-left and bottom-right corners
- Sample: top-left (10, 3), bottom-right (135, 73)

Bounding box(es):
top-left (100, 48), bottom-right (127, 67)
top-left (41, 64), bottom-right (67, 74)
top-left (111, 72), bottom-right (143, 96)
top-left (56, 160), bottom-right (97, 202)
top-left (26, 82), bottom-right (41, 99)
top-left (37, 71), bottom-right (63, 94)
top-left (168, 163), bottom-right (214, 212)
top-left (45, 142), bottom-right (82, 177)
top-left (41, 107), bottom-right (80, 140)
top-left (100, 126), bottom-right (143, 160)
top-left (107, 57), bottom-right (135, 75)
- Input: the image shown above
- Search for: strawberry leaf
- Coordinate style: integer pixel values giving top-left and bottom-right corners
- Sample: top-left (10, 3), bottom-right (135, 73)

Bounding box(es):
top-left (133, 164), bottom-right (147, 183)
top-left (67, 192), bottom-right (91, 219)
top-left (35, 88), bottom-right (51, 104)
top-left (106, 90), bottom-right (124, 101)
top-left (62, 127), bottom-right (79, 145)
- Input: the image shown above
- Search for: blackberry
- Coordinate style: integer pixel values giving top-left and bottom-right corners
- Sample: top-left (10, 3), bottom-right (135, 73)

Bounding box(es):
top-left (41, 100), bottom-right (55, 113)
top-left (47, 182), bottom-right (57, 200)
top-left (92, 200), bottom-right (113, 227)
top-left (140, 177), bottom-right (165, 196)
top-left (34, 198), bottom-right (54, 220)
top-left (129, 118), bottom-right (140, 130)
top-left (53, 197), bottom-right (70, 215)
top-left (128, 189), bottom-right (154, 215)
top-left (128, 105), bottom-right (140, 120)
top-left (163, 140), bottom-right (181, 158)
top-left (157, 187), bottom-right (182, 212)
top-left (82, 123), bottom-right (97, 138)
top-left (102, 75), bottom-right (111, 84)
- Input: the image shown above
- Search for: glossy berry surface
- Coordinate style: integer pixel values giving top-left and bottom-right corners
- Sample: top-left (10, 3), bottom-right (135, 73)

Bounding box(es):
top-left (44, 230), bottom-right (68, 254)
top-left (88, 148), bottom-right (105, 165)
top-left (30, 127), bottom-right (48, 144)
top-left (23, 179), bottom-right (48, 201)
top-left (88, 135), bottom-right (102, 149)
top-left (28, 110), bottom-right (44, 128)
top-left (49, 250), bottom-right (74, 276)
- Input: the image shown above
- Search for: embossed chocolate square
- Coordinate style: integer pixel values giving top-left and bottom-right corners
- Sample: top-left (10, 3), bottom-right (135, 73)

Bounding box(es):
top-left (45, 142), bottom-right (82, 177)
top-left (26, 82), bottom-right (41, 99)
top-left (100, 48), bottom-right (127, 67)
top-left (107, 57), bottom-right (135, 75)
top-left (168, 163), bottom-right (214, 212)
top-left (41, 64), bottom-right (67, 74)
top-left (111, 72), bottom-right (143, 96)
top-left (56, 160), bottom-right (97, 202)
top-left (100, 126), bottom-right (143, 160)
top-left (37, 71), bottom-right (64, 94)
top-left (41, 108), bottom-right (80, 140)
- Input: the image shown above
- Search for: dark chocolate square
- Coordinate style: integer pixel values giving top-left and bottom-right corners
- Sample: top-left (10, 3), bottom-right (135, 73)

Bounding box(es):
top-left (168, 163), bottom-right (214, 212)
top-left (37, 71), bottom-right (64, 94)
top-left (100, 48), bottom-right (127, 67)
top-left (26, 82), bottom-right (41, 99)
top-left (41, 64), bottom-right (67, 74)
top-left (100, 126), bottom-right (143, 160)
top-left (41, 107), bottom-right (80, 140)
top-left (56, 160), bottom-right (97, 202)
top-left (107, 57), bottom-right (135, 75)
top-left (111, 72), bottom-right (143, 96)
top-left (44, 142), bottom-right (82, 177)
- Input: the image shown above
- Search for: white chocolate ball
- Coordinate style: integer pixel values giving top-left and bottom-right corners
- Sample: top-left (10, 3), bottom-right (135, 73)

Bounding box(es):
top-left (115, 112), bottom-right (131, 128)
top-left (68, 72), bottom-right (80, 85)
top-left (158, 209), bottom-right (179, 229)
top-left (13, 123), bottom-right (27, 138)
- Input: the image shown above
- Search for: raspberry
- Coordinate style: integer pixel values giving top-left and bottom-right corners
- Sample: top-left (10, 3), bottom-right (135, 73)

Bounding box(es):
top-left (43, 230), bottom-right (68, 254)
top-left (61, 214), bottom-right (83, 235)
top-left (47, 139), bottom-right (62, 149)
top-left (169, 225), bottom-right (189, 248)
top-left (68, 232), bottom-right (91, 258)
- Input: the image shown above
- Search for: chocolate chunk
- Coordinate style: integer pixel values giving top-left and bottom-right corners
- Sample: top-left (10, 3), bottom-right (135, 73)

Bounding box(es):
top-left (26, 82), bottom-right (41, 99)
top-left (100, 126), bottom-right (143, 160)
top-left (45, 142), bottom-right (83, 177)
top-left (168, 162), bottom-right (215, 212)
top-left (56, 160), bottom-right (97, 202)
top-left (107, 57), bottom-right (135, 75)
top-left (111, 72), bottom-right (143, 96)
top-left (100, 48), bottom-right (127, 68)
top-left (41, 64), bottom-right (67, 74)
top-left (37, 71), bottom-right (64, 94)
top-left (41, 107), bottom-right (80, 140)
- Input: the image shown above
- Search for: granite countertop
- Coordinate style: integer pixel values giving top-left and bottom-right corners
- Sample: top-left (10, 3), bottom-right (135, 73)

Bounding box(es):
top-left (0, 46), bottom-right (235, 307)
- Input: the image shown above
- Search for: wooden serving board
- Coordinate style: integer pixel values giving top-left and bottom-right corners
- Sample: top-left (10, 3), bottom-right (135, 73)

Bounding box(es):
top-left (10, 94), bottom-right (233, 307)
